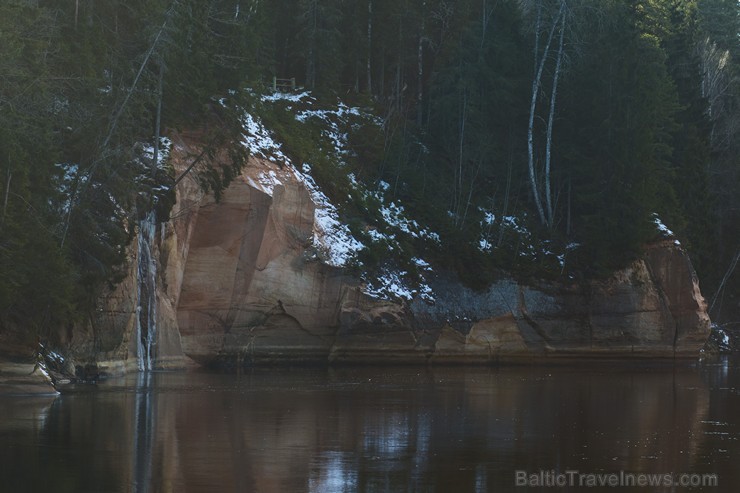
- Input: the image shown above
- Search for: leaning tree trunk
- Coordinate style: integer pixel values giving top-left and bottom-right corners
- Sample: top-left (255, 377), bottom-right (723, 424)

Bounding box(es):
top-left (527, 1), bottom-right (563, 227)
top-left (367, 0), bottom-right (373, 93)
top-left (417, 0), bottom-right (426, 127)
top-left (527, 2), bottom-right (565, 225)
top-left (544, 5), bottom-right (566, 229)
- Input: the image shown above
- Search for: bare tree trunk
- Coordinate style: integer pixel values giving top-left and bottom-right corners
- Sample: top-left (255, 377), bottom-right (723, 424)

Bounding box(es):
top-left (710, 249), bottom-right (740, 317)
top-left (102, 13), bottom-right (170, 158)
top-left (699, 38), bottom-right (731, 120)
top-left (75, 0), bottom-right (79, 30)
top-left (527, 1), bottom-right (563, 227)
top-left (482, 0), bottom-right (487, 45)
top-left (566, 178), bottom-right (571, 236)
top-left (481, 0), bottom-right (494, 50)
top-left (462, 156), bottom-right (483, 227)
top-left (306, 0), bottom-right (318, 89)
top-left (153, 62), bottom-right (164, 173)
top-left (354, 62), bottom-right (360, 93)
top-left (456, 88), bottom-right (467, 226)
top-left (395, 16), bottom-right (403, 112)
top-left (2, 167), bottom-right (10, 225)
top-left (544, 4), bottom-right (566, 229)
top-left (498, 152), bottom-right (513, 247)
top-left (417, 0), bottom-right (426, 127)
top-left (379, 38), bottom-right (386, 98)
top-left (61, 1), bottom-right (177, 247)
top-left (393, 118), bottom-right (408, 195)
top-left (172, 147), bottom-right (209, 188)
top-left (367, 0), bottom-right (373, 93)
top-left (698, 37), bottom-right (733, 148)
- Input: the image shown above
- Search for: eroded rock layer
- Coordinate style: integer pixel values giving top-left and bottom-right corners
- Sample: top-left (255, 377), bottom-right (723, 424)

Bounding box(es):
top-left (69, 131), bottom-right (712, 371)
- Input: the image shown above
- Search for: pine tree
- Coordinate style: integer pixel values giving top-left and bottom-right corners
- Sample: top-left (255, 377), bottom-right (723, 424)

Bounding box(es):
top-left (557, 1), bottom-right (682, 271)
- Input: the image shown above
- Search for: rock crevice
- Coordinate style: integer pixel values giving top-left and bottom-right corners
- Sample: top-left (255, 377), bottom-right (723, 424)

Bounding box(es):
top-left (68, 132), bottom-right (712, 370)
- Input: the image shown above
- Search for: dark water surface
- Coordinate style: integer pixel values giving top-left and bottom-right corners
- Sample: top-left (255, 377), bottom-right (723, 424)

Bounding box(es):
top-left (1, 359), bottom-right (737, 492)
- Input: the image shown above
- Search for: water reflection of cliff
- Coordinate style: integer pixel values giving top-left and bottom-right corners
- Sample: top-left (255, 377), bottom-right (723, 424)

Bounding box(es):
top-left (0, 365), bottom-right (729, 492)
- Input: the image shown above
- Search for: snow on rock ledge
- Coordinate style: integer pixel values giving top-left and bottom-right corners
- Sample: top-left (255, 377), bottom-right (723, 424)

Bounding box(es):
top-left (58, 128), bottom-right (712, 372)
top-left (240, 109), bottom-right (364, 268)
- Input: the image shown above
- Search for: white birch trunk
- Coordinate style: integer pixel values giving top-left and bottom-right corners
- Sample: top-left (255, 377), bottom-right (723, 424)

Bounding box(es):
top-left (527, 3), bottom-right (562, 226)
top-left (544, 4), bottom-right (566, 229)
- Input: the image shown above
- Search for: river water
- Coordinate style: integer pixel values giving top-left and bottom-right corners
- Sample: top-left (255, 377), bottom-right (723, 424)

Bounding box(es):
top-left (0, 359), bottom-right (736, 492)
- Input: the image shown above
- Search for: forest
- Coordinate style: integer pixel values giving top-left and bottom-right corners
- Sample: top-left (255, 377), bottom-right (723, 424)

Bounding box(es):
top-left (0, 0), bottom-right (738, 339)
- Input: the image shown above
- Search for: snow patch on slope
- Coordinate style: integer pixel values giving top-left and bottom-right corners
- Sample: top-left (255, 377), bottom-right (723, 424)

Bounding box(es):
top-left (241, 112), bottom-right (289, 163)
top-left (363, 268), bottom-right (434, 302)
top-left (478, 210), bottom-right (532, 255)
top-left (261, 91), bottom-right (314, 103)
top-left (653, 213), bottom-right (681, 246)
top-left (364, 180), bottom-right (441, 243)
top-left (139, 137), bottom-right (172, 168)
top-left (240, 107), bottom-right (364, 267)
top-left (296, 164), bottom-right (364, 267)
top-left (295, 102), bottom-right (364, 161)
top-left (477, 207), bottom-right (575, 268)
top-left (241, 91), bottom-right (436, 300)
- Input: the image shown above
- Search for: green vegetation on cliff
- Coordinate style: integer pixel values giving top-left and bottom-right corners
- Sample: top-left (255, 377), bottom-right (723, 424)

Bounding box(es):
top-left (0, 0), bottom-right (738, 340)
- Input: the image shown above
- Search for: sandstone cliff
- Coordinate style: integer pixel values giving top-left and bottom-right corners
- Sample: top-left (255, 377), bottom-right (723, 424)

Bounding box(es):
top-left (66, 131), bottom-right (711, 372)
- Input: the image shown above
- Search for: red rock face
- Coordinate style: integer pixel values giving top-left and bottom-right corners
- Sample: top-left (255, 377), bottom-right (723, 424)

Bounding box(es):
top-left (165, 133), bottom-right (344, 366)
top-left (643, 241), bottom-right (712, 354)
top-left (71, 133), bottom-right (711, 371)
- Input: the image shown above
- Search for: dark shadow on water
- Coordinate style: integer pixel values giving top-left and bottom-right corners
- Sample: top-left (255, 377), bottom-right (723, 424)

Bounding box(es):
top-left (1, 358), bottom-right (738, 492)
top-left (133, 372), bottom-right (154, 493)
